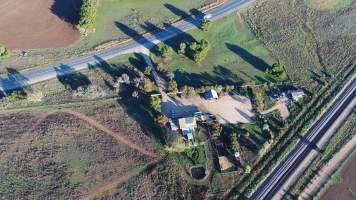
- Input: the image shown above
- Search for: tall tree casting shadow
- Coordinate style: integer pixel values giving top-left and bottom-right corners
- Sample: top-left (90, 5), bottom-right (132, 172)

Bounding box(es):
top-left (55, 64), bottom-right (91, 90)
top-left (50, 0), bottom-right (82, 25)
top-left (226, 43), bottom-right (269, 72)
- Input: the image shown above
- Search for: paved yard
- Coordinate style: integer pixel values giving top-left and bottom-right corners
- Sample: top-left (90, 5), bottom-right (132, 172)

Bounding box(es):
top-left (161, 95), bottom-right (254, 124)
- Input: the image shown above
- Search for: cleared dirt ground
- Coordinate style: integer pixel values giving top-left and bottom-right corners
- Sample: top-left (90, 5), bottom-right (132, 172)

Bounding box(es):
top-left (0, 0), bottom-right (81, 49)
top-left (162, 95), bottom-right (254, 123)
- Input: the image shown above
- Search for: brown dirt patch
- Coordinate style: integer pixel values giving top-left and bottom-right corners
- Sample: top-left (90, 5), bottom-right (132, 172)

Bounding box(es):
top-left (0, 0), bottom-right (81, 50)
top-left (320, 153), bottom-right (356, 200)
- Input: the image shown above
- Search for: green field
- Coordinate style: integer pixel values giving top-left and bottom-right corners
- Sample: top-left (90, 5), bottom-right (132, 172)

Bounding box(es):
top-left (153, 13), bottom-right (276, 87)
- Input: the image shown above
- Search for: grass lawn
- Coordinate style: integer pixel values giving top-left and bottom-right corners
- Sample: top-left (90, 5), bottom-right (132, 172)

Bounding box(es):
top-left (154, 13), bottom-right (277, 87)
top-left (77, 0), bottom-right (213, 48)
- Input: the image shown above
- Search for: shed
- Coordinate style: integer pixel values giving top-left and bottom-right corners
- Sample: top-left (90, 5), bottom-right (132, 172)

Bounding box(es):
top-left (178, 117), bottom-right (197, 129)
top-left (204, 89), bottom-right (218, 100)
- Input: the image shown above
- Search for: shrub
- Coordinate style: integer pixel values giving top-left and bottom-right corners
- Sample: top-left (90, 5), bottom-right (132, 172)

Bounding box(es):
top-left (181, 85), bottom-right (196, 97)
top-left (0, 44), bottom-right (9, 57)
top-left (200, 19), bottom-right (211, 31)
top-left (78, 0), bottom-right (98, 30)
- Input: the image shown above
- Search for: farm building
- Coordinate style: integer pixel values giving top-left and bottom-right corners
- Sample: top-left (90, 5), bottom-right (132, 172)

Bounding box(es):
top-left (289, 89), bottom-right (305, 102)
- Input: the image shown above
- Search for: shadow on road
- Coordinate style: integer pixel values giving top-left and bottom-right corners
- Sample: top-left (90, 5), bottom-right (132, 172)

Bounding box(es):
top-left (0, 68), bottom-right (31, 98)
top-left (55, 64), bottom-right (91, 90)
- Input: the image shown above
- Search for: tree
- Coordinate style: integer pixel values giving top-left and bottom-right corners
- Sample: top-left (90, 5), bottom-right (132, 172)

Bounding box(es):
top-left (150, 96), bottom-right (161, 111)
top-left (187, 39), bottom-right (211, 63)
top-left (157, 44), bottom-right (173, 59)
top-left (132, 90), bottom-right (139, 98)
top-left (144, 67), bottom-right (152, 76)
top-left (118, 73), bottom-right (130, 84)
top-left (168, 80), bottom-right (178, 93)
top-left (141, 78), bottom-right (153, 93)
top-left (181, 85), bottom-right (196, 97)
top-left (200, 19), bottom-right (211, 31)
top-left (244, 165), bottom-right (251, 174)
top-left (156, 114), bottom-right (169, 127)
top-left (214, 85), bottom-right (224, 94)
top-left (265, 63), bottom-right (285, 78)
top-left (0, 44), bottom-right (9, 57)
top-left (178, 42), bottom-right (186, 55)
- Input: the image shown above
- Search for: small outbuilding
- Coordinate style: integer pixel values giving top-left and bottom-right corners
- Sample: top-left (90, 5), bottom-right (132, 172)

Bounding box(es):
top-left (204, 89), bottom-right (218, 100)
top-left (218, 156), bottom-right (235, 173)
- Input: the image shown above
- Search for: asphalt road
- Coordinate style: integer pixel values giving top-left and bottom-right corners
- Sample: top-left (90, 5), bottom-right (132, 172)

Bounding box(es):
top-left (0, 0), bottom-right (254, 93)
top-left (251, 77), bottom-right (356, 200)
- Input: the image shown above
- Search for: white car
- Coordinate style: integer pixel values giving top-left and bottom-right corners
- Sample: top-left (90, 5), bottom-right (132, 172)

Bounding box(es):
top-left (203, 14), bottom-right (213, 20)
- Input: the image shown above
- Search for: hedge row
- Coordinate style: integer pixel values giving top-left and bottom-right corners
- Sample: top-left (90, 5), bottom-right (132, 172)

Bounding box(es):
top-left (78, 0), bottom-right (98, 30)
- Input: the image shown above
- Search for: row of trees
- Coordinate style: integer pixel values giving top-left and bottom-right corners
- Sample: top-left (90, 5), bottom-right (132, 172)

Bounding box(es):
top-left (78, 0), bottom-right (98, 30)
top-left (157, 39), bottom-right (211, 63)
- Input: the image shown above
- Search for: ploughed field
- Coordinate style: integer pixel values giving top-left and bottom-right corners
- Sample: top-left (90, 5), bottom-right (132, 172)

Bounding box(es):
top-left (0, 101), bottom-right (157, 199)
top-left (0, 0), bottom-right (81, 49)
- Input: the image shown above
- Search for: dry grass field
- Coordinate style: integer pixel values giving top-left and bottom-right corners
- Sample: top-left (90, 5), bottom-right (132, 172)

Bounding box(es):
top-left (0, 100), bottom-right (158, 199)
top-left (244, 0), bottom-right (355, 91)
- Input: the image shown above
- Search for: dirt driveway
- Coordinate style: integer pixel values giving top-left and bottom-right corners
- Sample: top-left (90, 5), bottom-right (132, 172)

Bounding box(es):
top-left (162, 95), bottom-right (254, 124)
top-left (0, 0), bottom-right (80, 49)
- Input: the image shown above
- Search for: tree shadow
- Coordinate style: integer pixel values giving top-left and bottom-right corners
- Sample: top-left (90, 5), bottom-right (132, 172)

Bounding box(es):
top-left (141, 21), bottom-right (197, 54)
top-left (173, 65), bottom-right (245, 88)
top-left (226, 43), bottom-right (269, 72)
top-left (164, 4), bottom-right (203, 28)
top-left (115, 22), bottom-right (157, 51)
top-left (0, 68), bottom-right (31, 97)
top-left (50, 0), bottom-right (82, 25)
top-left (54, 64), bottom-right (91, 90)
top-left (117, 91), bottom-right (165, 144)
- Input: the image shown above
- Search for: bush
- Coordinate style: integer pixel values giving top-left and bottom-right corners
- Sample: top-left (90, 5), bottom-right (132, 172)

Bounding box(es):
top-left (0, 44), bottom-right (10, 57)
top-left (78, 0), bottom-right (98, 30)
top-left (141, 78), bottom-right (153, 93)
top-left (265, 63), bottom-right (285, 78)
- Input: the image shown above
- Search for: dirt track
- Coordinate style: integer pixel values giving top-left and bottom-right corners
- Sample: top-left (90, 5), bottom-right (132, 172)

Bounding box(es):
top-left (64, 110), bottom-right (157, 158)
top-left (0, 0), bottom-right (80, 49)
